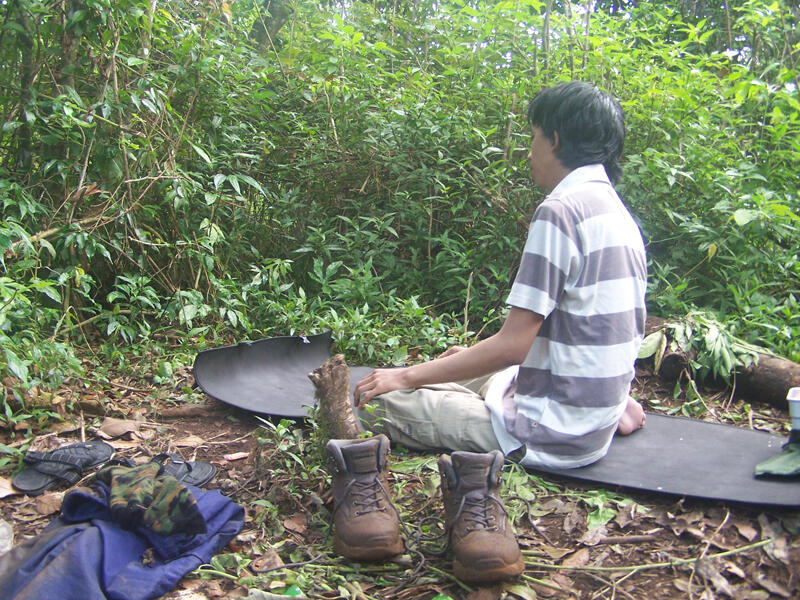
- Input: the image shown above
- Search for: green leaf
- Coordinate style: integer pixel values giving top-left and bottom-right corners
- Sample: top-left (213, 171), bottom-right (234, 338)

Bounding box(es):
top-left (732, 208), bottom-right (759, 226)
top-left (502, 583), bottom-right (538, 600)
top-left (4, 348), bottom-right (29, 382)
top-left (179, 304), bottom-right (198, 324)
top-left (39, 285), bottom-right (61, 303)
top-left (0, 443), bottom-right (21, 456)
top-left (236, 174), bottom-right (265, 195)
top-left (638, 330), bottom-right (665, 359)
top-left (141, 98), bottom-right (158, 114)
top-left (190, 142), bottom-right (213, 165)
top-left (587, 507), bottom-right (616, 529)
top-left (282, 584), bottom-right (304, 596)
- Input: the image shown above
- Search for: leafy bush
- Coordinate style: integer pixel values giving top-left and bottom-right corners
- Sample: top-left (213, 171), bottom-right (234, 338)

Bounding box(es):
top-left (1, 0), bottom-right (798, 426)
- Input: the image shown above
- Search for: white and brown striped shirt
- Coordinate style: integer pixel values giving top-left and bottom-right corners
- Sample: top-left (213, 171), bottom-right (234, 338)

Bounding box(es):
top-left (486, 164), bottom-right (647, 469)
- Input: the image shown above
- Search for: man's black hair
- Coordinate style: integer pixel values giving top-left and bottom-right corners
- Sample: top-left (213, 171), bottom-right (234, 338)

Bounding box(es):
top-left (526, 81), bottom-right (626, 183)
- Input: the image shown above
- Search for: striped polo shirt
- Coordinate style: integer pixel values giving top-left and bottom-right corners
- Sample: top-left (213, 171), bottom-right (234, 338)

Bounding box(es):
top-left (485, 164), bottom-right (647, 469)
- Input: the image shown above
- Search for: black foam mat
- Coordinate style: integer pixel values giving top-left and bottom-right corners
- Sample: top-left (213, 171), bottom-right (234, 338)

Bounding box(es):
top-left (193, 332), bottom-right (332, 417)
top-left (533, 413), bottom-right (799, 507)
top-left (193, 335), bottom-right (800, 507)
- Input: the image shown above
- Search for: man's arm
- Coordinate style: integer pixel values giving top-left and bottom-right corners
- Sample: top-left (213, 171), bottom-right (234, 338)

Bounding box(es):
top-left (353, 307), bottom-right (544, 408)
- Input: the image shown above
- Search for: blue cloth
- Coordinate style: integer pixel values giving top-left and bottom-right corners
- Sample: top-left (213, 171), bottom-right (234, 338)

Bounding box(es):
top-left (0, 482), bottom-right (244, 600)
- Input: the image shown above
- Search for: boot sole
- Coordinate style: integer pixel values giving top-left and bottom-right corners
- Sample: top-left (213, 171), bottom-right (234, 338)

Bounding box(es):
top-left (333, 537), bottom-right (404, 561)
top-left (453, 555), bottom-right (525, 583)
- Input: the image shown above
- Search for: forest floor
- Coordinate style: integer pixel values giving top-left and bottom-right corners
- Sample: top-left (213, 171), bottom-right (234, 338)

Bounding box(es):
top-left (1, 356), bottom-right (798, 600)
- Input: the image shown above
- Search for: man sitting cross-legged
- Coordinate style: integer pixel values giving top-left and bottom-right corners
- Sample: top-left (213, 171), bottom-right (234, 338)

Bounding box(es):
top-left (354, 81), bottom-right (647, 467)
top-left (320, 81), bottom-right (647, 584)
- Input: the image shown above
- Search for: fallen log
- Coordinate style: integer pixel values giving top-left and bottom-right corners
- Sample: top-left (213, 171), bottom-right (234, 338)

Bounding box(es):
top-left (736, 355), bottom-right (800, 411)
top-left (643, 316), bottom-right (800, 411)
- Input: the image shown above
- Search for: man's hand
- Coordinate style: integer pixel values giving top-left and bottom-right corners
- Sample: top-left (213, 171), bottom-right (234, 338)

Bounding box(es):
top-left (438, 345), bottom-right (466, 358)
top-left (353, 367), bottom-right (410, 408)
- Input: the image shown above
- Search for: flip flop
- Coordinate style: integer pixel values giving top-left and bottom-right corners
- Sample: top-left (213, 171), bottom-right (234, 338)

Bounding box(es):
top-left (151, 453), bottom-right (216, 487)
top-left (12, 441), bottom-right (115, 496)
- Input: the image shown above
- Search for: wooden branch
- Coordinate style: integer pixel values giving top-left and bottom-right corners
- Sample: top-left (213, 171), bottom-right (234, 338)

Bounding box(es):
top-left (7, 215), bottom-right (105, 255)
top-left (599, 534), bottom-right (658, 545)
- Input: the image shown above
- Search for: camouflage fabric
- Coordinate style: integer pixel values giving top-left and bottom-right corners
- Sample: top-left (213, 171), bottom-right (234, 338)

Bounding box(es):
top-left (95, 463), bottom-right (206, 536)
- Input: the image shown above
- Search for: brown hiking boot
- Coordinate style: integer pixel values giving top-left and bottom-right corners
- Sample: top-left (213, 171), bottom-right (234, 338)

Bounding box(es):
top-left (326, 434), bottom-right (404, 561)
top-left (438, 450), bottom-right (524, 582)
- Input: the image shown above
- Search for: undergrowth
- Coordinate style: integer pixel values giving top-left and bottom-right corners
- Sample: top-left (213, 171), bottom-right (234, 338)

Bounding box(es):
top-left (2, 0), bottom-right (799, 430)
top-left (228, 416), bottom-right (636, 599)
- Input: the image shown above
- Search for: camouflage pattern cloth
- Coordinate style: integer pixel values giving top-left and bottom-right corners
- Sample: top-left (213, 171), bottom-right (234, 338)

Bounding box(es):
top-left (95, 463), bottom-right (206, 536)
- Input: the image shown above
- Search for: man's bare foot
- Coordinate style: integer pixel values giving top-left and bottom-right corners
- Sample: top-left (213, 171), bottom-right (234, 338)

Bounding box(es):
top-left (616, 397), bottom-right (645, 435)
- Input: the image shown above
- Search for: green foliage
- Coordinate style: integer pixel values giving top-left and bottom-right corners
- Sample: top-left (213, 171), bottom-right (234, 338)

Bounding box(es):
top-left (0, 0), bottom-right (799, 422)
top-left (611, 5), bottom-right (800, 361)
top-left (639, 311), bottom-right (763, 384)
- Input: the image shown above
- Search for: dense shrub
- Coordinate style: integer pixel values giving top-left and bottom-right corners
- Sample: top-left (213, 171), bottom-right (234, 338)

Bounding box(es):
top-left (1, 0), bottom-right (798, 420)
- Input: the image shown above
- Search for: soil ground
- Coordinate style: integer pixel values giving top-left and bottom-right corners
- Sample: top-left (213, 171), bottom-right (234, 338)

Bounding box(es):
top-left (1, 361), bottom-right (798, 600)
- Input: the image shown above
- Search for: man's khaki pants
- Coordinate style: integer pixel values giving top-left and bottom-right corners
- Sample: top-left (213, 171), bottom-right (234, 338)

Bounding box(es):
top-left (356, 374), bottom-right (504, 454)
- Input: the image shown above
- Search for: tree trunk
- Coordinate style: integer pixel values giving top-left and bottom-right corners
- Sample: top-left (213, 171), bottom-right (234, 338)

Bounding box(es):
top-left (249, 0), bottom-right (293, 50)
top-left (582, 0), bottom-right (591, 71)
top-left (543, 0), bottom-right (552, 75)
top-left (643, 316), bottom-right (799, 410)
top-left (564, 0), bottom-right (574, 76)
top-left (309, 354), bottom-right (362, 441)
top-left (13, 8), bottom-right (34, 172)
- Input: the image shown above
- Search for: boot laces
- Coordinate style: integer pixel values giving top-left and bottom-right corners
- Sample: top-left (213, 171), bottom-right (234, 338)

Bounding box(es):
top-left (340, 477), bottom-right (389, 516)
top-left (454, 493), bottom-right (506, 533)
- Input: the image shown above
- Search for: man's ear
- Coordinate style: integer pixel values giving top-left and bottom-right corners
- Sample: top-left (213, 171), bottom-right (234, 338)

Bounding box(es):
top-left (552, 130), bottom-right (561, 151)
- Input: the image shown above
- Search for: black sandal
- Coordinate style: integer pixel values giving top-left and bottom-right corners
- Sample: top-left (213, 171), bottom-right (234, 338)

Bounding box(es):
top-left (12, 441), bottom-right (115, 496)
top-left (150, 453), bottom-right (216, 487)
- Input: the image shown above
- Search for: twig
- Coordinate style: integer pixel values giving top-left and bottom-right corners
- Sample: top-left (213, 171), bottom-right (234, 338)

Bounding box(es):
top-left (158, 405), bottom-right (225, 418)
top-left (587, 571), bottom-right (638, 600)
top-left (503, 93), bottom-right (516, 164)
top-left (524, 538), bottom-right (772, 574)
top-left (322, 83), bottom-right (339, 147)
top-left (598, 534), bottom-right (659, 545)
top-left (8, 215), bottom-right (106, 254)
top-left (206, 432), bottom-right (252, 446)
top-left (723, 372), bottom-right (737, 411)
top-left (688, 509), bottom-right (730, 596)
top-left (7, 431), bottom-right (59, 448)
top-left (50, 312), bottom-right (103, 339)
top-left (463, 271), bottom-right (472, 336)
top-left (520, 573), bottom-right (570, 592)
top-left (250, 553), bottom-right (326, 574)
top-left (425, 565), bottom-right (472, 592)
top-left (343, 581), bottom-right (373, 600)
top-left (107, 380), bottom-right (150, 393)
top-left (298, 561), bottom-right (405, 574)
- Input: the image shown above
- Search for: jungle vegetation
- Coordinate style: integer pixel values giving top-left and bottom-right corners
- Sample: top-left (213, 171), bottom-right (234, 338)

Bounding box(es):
top-left (1, 0), bottom-right (798, 424)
